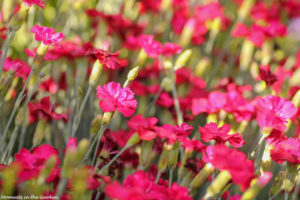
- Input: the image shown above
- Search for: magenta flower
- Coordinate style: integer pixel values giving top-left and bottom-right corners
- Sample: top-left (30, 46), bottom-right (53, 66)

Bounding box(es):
top-left (13, 144), bottom-right (60, 182)
top-left (127, 114), bottom-right (158, 140)
top-left (270, 138), bottom-right (300, 164)
top-left (31, 25), bottom-right (64, 47)
top-left (199, 123), bottom-right (245, 148)
top-left (85, 48), bottom-right (120, 69)
top-left (256, 95), bottom-right (297, 132)
top-left (203, 145), bottom-right (255, 190)
top-left (138, 34), bottom-right (162, 58)
top-left (162, 43), bottom-right (182, 57)
top-left (23, 0), bottom-right (45, 8)
top-left (96, 82), bottom-right (137, 117)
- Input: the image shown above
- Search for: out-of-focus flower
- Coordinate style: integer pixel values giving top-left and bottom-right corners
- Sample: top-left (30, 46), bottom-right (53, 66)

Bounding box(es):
top-left (155, 123), bottom-right (193, 144)
top-left (31, 25), bottom-right (64, 47)
top-left (162, 43), bottom-right (182, 57)
top-left (13, 144), bottom-right (60, 182)
top-left (127, 114), bottom-right (158, 140)
top-left (3, 57), bottom-right (31, 79)
top-left (85, 48), bottom-right (120, 70)
top-left (259, 65), bottom-right (277, 87)
top-left (105, 170), bottom-right (192, 200)
top-left (138, 34), bottom-right (162, 58)
top-left (270, 138), bottom-right (300, 164)
top-left (39, 78), bottom-right (58, 94)
top-left (28, 96), bottom-right (68, 123)
top-left (203, 145), bottom-right (255, 190)
top-left (192, 91), bottom-right (226, 115)
top-left (23, 0), bottom-right (45, 8)
top-left (256, 95), bottom-right (297, 132)
top-left (199, 123), bottom-right (245, 148)
top-left (96, 82), bottom-right (137, 117)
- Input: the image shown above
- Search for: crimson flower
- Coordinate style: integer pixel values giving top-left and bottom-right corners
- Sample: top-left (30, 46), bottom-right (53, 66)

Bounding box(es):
top-left (259, 65), bottom-right (277, 86)
top-left (256, 95), bottom-right (297, 132)
top-left (270, 138), bottom-right (300, 164)
top-left (3, 57), bottom-right (31, 79)
top-left (85, 48), bottom-right (120, 70)
top-left (127, 114), bottom-right (158, 140)
top-left (23, 0), bottom-right (45, 8)
top-left (203, 145), bottom-right (255, 190)
top-left (13, 144), bottom-right (60, 182)
top-left (28, 96), bottom-right (68, 123)
top-left (155, 123), bottom-right (193, 144)
top-left (199, 123), bottom-right (245, 148)
top-left (105, 171), bottom-right (192, 200)
top-left (31, 25), bottom-right (64, 47)
top-left (96, 82), bottom-right (137, 117)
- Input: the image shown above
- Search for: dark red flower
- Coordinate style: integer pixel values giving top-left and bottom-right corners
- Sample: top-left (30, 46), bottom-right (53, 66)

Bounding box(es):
top-left (28, 96), bottom-right (68, 123)
top-left (85, 48), bottom-right (120, 70)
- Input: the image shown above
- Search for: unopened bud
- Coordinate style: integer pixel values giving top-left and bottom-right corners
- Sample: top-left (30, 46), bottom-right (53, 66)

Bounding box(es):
top-left (38, 156), bottom-right (57, 184)
top-left (291, 90), bottom-right (300, 108)
top-left (204, 170), bottom-right (232, 200)
top-left (240, 40), bottom-right (255, 71)
top-left (174, 49), bottom-right (192, 70)
top-left (126, 133), bottom-right (141, 147)
top-left (195, 57), bottom-right (210, 76)
top-left (139, 140), bottom-right (154, 167)
top-left (282, 163), bottom-right (297, 192)
top-left (191, 163), bottom-right (214, 189)
top-left (100, 112), bottom-right (114, 125)
top-left (158, 143), bottom-right (172, 172)
top-left (89, 60), bottom-right (103, 87)
top-left (179, 19), bottom-right (195, 47)
top-left (76, 139), bottom-right (89, 162)
top-left (168, 142), bottom-right (179, 170)
top-left (128, 66), bottom-right (140, 81)
top-left (238, 0), bottom-right (255, 21)
top-left (161, 77), bottom-right (173, 92)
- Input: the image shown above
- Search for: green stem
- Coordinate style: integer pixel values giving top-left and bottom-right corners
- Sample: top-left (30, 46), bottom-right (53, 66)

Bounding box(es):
top-left (91, 125), bottom-right (107, 166)
top-left (169, 169), bottom-right (174, 187)
top-left (56, 178), bottom-right (68, 198)
top-left (99, 145), bottom-right (129, 174)
top-left (171, 80), bottom-right (183, 125)
top-left (0, 27), bottom-right (16, 78)
top-left (155, 171), bottom-right (162, 184)
top-left (71, 85), bottom-right (92, 137)
top-left (145, 87), bottom-right (163, 117)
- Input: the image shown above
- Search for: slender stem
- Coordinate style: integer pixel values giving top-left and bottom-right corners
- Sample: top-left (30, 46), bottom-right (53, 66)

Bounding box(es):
top-left (145, 87), bottom-right (163, 117)
top-left (99, 145), bottom-right (129, 174)
top-left (171, 80), bottom-right (183, 125)
top-left (269, 189), bottom-right (282, 200)
top-left (0, 27), bottom-right (16, 78)
top-left (56, 178), bottom-right (68, 198)
top-left (91, 126), bottom-right (107, 166)
top-left (0, 67), bottom-right (35, 150)
top-left (284, 191), bottom-right (289, 200)
top-left (249, 134), bottom-right (265, 159)
top-left (169, 169), bottom-right (174, 187)
top-left (2, 125), bottom-right (19, 164)
top-left (155, 171), bottom-right (162, 184)
top-left (71, 85), bottom-right (92, 137)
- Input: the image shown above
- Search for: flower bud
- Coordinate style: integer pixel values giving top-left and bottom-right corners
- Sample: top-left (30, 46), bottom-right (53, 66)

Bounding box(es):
top-left (282, 163), bottom-right (297, 192)
top-left (158, 143), bottom-right (172, 172)
top-left (89, 60), bottom-right (103, 87)
top-left (126, 133), bottom-right (141, 147)
top-left (174, 49), bottom-right (192, 70)
top-left (242, 172), bottom-right (273, 200)
top-left (38, 156), bottom-right (57, 184)
top-left (168, 141), bottom-right (180, 170)
top-left (100, 112), bottom-right (114, 125)
top-left (76, 139), bottom-right (89, 162)
top-left (204, 170), bottom-right (232, 199)
top-left (195, 57), bottom-right (210, 77)
top-left (139, 140), bottom-right (154, 168)
top-left (238, 0), bottom-right (255, 21)
top-left (1, 164), bottom-right (20, 195)
top-left (179, 19), bottom-right (195, 47)
top-left (161, 77), bottom-right (173, 92)
top-left (127, 66), bottom-right (140, 81)
top-left (240, 40), bottom-right (255, 71)
top-left (191, 163), bottom-right (214, 189)
top-left (260, 143), bottom-right (272, 174)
